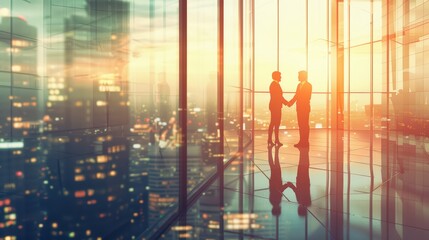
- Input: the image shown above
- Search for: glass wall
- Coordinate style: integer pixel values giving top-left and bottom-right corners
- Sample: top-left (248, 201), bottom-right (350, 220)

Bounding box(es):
top-left (0, 0), bottom-right (237, 239)
top-left (253, 1), bottom-right (330, 131)
top-left (0, 1), bottom-right (45, 239)
top-left (187, 0), bottom-right (218, 191)
top-left (381, 1), bottom-right (429, 238)
top-left (128, 0), bottom-right (180, 234)
top-left (1, 0), bottom-right (427, 239)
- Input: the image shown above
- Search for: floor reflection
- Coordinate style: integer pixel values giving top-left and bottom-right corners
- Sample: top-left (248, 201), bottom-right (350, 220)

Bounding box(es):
top-left (161, 129), bottom-right (429, 239)
top-left (268, 145), bottom-right (288, 217)
top-left (287, 146), bottom-right (311, 217)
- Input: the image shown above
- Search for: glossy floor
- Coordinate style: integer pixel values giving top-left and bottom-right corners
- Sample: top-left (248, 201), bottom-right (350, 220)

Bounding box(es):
top-left (161, 129), bottom-right (429, 239)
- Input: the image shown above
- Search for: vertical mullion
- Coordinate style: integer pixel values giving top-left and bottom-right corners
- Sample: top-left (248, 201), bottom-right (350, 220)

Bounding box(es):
top-left (306, 0), bottom-right (308, 71)
top-left (10, 0), bottom-right (14, 141)
top-left (149, 0), bottom-right (155, 115)
top-left (238, 0), bottom-right (244, 204)
top-left (179, 0), bottom-right (187, 216)
top-left (277, 0), bottom-right (279, 70)
top-left (238, 1), bottom-right (244, 239)
top-left (347, 0), bottom-right (351, 239)
top-left (381, 0), bottom-right (392, 238)
top-left (251, 0), bottom-right (255, 205)
top-left (330, 1), bottom-right (345, 239)
top-left (251, 0), bottom-right (255, 155)
top-left (369, 0), bottom-right (374, 239)
top-left (248, 1), bottom-right (255, 238)
top-left (325, 1), bottom-right (330, 239)
top-left (305, 15), bottom-right (309, 236)
top-left (217, 0), bottom-right (225, 239)
top-left (370, 0), bottom-right (374, 169)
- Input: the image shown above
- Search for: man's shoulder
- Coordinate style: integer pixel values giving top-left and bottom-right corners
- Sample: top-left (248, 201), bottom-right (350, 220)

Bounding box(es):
top-left (303, 81), bottom-right (312, 88)
top-left (270, 81), bottom-right (280, 88)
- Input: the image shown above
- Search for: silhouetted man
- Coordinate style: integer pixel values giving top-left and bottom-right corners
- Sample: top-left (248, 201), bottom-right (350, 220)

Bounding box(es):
top-left (285, 146), bottom-right (311, 216)
top-left (288, 71), bottom-right (312, 148)
top-left (268, 71), bottom-right (288, 146)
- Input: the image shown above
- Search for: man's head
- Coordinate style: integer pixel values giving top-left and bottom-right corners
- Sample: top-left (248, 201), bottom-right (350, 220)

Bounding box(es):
top-left (298, 70), bottom-right (307, 82)
top-left (272, 71), bottom-right (281, 82)
top-left (272, 205), bottom-right (281, 216)
top-left (298, 204), bottom-right (307, 216)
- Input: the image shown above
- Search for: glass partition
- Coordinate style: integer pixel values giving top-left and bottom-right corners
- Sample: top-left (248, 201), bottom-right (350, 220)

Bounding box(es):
top-left (187, 0), bottom-right (218, 191)
top-left (0, 0), bottom-right (252, 238)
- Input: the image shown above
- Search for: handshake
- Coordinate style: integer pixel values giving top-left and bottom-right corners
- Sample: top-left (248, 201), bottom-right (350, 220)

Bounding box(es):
top-left (283, 100), bottom-right (293, 107)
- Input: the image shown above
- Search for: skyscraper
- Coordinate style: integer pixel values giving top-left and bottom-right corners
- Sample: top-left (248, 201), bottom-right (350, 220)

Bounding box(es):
top-left (42, 0), bottom-right (131, 238)
top-left (0, 16), bottom-right (44, 239)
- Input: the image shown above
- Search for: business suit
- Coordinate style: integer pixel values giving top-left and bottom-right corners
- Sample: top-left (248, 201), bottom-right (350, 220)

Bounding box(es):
top-left (268, 80), bottom-right (288, 144)
top-left (289, 80), bottom-right (312, 146)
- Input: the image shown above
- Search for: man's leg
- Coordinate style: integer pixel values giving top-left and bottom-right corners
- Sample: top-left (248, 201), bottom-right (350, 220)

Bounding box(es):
top-left (273, 109), bottom-right (282, 145)
top-left (298, 111), bottom-right (310, 146)
top-left (297, 111), bottom-right (303, 144)
top-left (295, 110), bottom-right (309, 147)
top-left (274, 124), bottom-right (280, 143)
top-left (268, 110), bottom-right (274, 144)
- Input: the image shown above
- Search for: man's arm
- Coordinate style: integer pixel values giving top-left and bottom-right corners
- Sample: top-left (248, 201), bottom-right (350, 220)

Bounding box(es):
top-left (287, 84), bottom-right (300, 107)
top-left (282, 96), bottom-right (289, 105)
top-left (282, 181), bottom-right (297, 192)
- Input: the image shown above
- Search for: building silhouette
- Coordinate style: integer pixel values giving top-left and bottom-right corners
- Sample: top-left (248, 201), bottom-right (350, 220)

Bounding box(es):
top-left (0, 16), bottom-right (44, 239)
top-left (42, 0), bottom-right (131, 238)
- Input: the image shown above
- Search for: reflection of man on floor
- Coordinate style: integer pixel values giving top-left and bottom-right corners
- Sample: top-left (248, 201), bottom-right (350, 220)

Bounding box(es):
top-left (286, 147), bottom-right (311, 216)
top-left (268, 145), bottom-right (290, 216)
